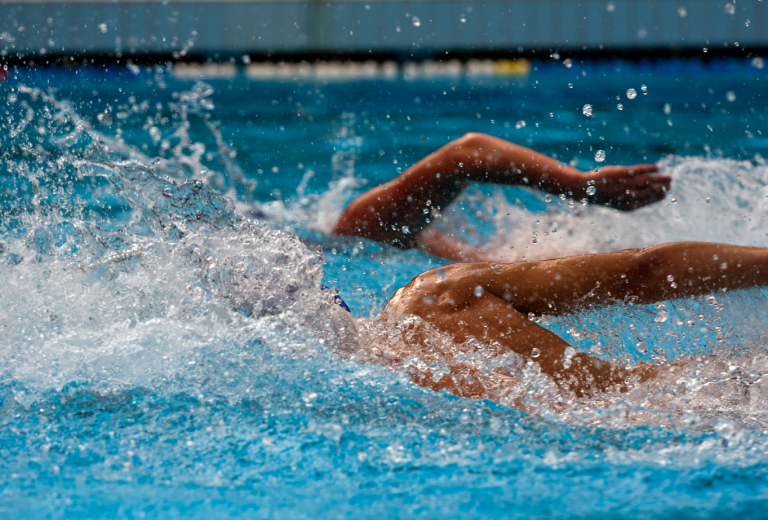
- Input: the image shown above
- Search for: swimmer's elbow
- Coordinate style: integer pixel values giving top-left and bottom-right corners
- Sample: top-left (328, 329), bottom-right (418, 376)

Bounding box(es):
top-left (453, 132), bottom-right (493, 151)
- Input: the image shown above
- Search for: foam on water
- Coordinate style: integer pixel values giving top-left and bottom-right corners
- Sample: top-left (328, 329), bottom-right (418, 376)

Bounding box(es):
top-left (0, 85), bottom-right (343, 406)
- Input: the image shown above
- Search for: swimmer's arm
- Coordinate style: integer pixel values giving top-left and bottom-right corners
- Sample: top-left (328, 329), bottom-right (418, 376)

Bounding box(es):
top-left (392, 266), bottom-right (648, 396)
top-left (332, 133), bottom-right (670, 247)
top-left (484, 242), bottom-right (768, 316)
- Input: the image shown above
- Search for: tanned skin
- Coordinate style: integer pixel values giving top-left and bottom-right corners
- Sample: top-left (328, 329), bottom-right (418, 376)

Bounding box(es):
top-left (384, 242), bottom-right (767, 398)
top-left (333, 133), bottom-right (671, 260)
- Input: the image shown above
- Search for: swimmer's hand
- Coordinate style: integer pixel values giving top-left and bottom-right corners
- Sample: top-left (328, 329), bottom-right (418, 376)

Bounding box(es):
top-left (580, 164), bottom-right (671, 210)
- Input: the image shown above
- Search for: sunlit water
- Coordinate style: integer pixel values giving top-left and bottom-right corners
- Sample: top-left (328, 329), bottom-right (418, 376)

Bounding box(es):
top-left (2, 60), bottom-right (768, 518)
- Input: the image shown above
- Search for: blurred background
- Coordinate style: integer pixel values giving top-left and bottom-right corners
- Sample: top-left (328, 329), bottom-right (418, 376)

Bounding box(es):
top-left (1, 0), bottom-right (765, 67)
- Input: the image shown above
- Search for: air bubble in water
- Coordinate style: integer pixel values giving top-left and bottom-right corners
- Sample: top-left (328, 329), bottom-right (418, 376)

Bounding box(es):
top-left (641, 84), bottom-right (648, 95)
top-left (617, 103), bottom-right (623, 110)
top-left (563, 58), bottom-right (573, 68)
top-left (664, 103), bottom-right (671, 115)
top-left (564, 347), bottom-right (576, 359)
top-left (726, 91), bottom-right (736, 102)
top-left (474, 285), bottom-right (484, 297)
top-left (636, 341), bottom-right (647, 354)
top-left (753, 57), bottom-right (765, 69)
top-left (412, 16), bottom-right (421, 27)
top-left (678, 6), bottom-right (687, 17)
top-left (563, 358), bottom-right (572, 369)
top-left (626, 88), bottom-right (637, 99)
top-left (531, 348), bottom-right (540, 358)
top-left (568, 83), bottom-right (573, 88)
top-left (582, 104), bottom-right (593, 117)
top-left (725, 3), bottom-right (735, 14)
top-left (594, 150), bottom-right (606, 162)
top-left (515, 120), bottom-right (526, 129)
top-left (98, 23), bottom-right (108, 33)
top-left (586, 186), bottom-right (596, 195)
top-left (545, 194), bottom-right (552, 202)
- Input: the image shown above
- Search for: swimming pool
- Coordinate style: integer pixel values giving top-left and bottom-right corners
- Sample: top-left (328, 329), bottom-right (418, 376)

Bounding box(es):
top-left (2, 58), bottom-right (768, 518)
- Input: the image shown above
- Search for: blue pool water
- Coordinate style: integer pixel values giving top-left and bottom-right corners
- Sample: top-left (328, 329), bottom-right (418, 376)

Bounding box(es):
top-left (2, 59), bottom-right (768, 518)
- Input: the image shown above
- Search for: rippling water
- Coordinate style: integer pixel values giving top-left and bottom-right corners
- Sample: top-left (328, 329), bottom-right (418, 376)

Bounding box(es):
top-left (2, 60), bottom-right (768, 518)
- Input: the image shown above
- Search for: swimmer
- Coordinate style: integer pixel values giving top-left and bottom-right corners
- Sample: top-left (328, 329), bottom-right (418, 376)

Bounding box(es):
top-left (332, 133), bottom-right (671, 260)
top-left (362, 241), bottom-right (767, 400)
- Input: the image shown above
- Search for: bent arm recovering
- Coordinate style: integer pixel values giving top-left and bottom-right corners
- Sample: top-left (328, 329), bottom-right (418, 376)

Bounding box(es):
top-left (333, 132), bottom-right (670, 251)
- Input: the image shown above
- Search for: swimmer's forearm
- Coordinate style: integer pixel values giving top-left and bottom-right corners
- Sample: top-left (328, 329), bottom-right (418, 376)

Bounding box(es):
top-left (488, 242), bottom-right (768, 315)
top-left (444, 133), bottom-right (585, 195)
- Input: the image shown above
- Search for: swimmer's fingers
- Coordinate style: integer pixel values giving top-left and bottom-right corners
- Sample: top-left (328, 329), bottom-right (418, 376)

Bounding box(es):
top-left (611, 185), bottom-right (668, 210)
top-left (624, 164), bottom-right (660, 177)
top-left (627, 174), bottom-right (672, 189)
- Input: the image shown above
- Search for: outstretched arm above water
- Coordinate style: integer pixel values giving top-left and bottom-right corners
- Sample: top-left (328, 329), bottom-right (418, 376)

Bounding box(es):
top-left (332, 132), bottom-right (671, 251)
top-left (386, 242), bottom-right (768, 397)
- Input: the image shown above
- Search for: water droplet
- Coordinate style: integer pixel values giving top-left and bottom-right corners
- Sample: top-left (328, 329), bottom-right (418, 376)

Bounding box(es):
top-left (515, 120), bottom-right (526, 129)
top-left (568, 83), bottom-right (573, 88)
top-left (752, 57), bottom-right (764, 69)
top-left (594, 150), bottom-right (606, 162)
top-left (412, 16), bottom-right (421, 27)
top-left (582, 104), bottom-right (593, 117)
top-left (402, 226), bottom-right (410, 234)
top-left (460, 15), bottom-right (467, 23)
top-left (664, 103), bottom-right (671, 115)
top-left (726, 91), bottom-right (736, 102)
top-left (636, 341), bottom-right (647, 354)
top-left (746, 19), bottom-right (751, 27)
top-left (678, 6), bottom-right (687, 17)
top-left (720, 262), bottom-right (728, 270)
top-left (586, 186), bottom-right (596, 195)
top-left (626, 88), bottom-right (637, 99)
top-left (528, 312), bottom-right (536, 321)
top-left (606, 2), bottom-right (615, 12)
top-left (617, 103), bottom-right (623, 110)
top-left (563, 58), bottom-right (573, 68)
top-left (98, 23), bottom-right (108, 34)
top-left (544, 194), bottom-right (552, 202)
top-left (531, 348), bottom-right (541, 358)
top-left (641, 84), bottom-right (648, 95)
top-left (655, 309), bottom-right (668, 322)
top-left (563, 358), bottom-right (572, 369)
top-left (473, 285), bottom-right (484, 297)
top-left (564, 346), bottom-right (576, 358)
top-left (666, 275), bottom-right (674, 282)
top-left (725, 3), bottom-right (735, 15)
